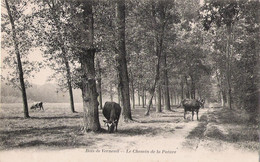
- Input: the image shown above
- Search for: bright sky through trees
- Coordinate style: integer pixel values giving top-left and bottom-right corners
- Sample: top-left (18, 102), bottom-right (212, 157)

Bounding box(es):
top-left (1, 48), bottom-right (54, 85)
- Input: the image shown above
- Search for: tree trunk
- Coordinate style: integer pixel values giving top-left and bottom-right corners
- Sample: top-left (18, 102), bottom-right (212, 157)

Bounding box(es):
top-left (5, 0), bottom-right (29, 118)
top-left (129, 70), bottom-right (135, 109)
top-left (198, 89), bottom-right (202, 99)
top-left (138, 85), bottom-right (141, 106)
top-left (154, 92), bottom-right (156, 105)
top-left (150, 98), bottom-right (153, 109)
top-left (80, 0), bottom-right (100, 132)
top-left (142, 88), bottom-right (145, 108)
top-left (132, 90), bottom-right (135, 109)
top-left (161, 90), bottom-right (164, 106)
top-left (162, 50), bottom-right (171, 111)
top-left (174, 91), bottom-right (177, 105)
top-left (156, 85), bottom-right (162, 113)
top-left (97, 79), bottom-right (102, 109)
top-left (190, 74), bottom-right (195, 99)
top-left (110, 84), bottom-right (114, 102)
top-left (67, 73), bottom-right (75, 113)
top-left (170, 90), bottom-right (173, 106)
top-left (130, 80), bottom-right (135, 109)
top-left (145, 52), bottom-right (161, 115)
top-left (181, 79), bottom-right (184, 100)
top-left (117, 85), bottom-right (121, 105)
top-left (144, 91), bottom-right (147, 105)
top-left (80, 49), bottom-right (100, 132)
top-left (46, 1), bottom-right (75, 113)
top-left (226, 25), bottom-right (232, 109)
top-left (96, 59), bottom-right (102, 110)
top-left (64, 56), bottom-right (75, 113)
top-left (216, 70), bottom-right (226, 107)
top-left (185, 76), bottom-right (190, 99)
top-left (115, 0), bottom-right (132, 121)
top-left (145, 1), bottom-right (167, 115)
top-left (221, 90), bottom-right (226, 107)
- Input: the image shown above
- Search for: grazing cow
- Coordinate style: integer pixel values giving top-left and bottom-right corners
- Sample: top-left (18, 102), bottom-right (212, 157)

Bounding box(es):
top-left (30, 102), bottom-right (44, 110)
top-left (102, 102), bottom-right (121, 133)
top-left (179, 99), bottom-right (204, 121)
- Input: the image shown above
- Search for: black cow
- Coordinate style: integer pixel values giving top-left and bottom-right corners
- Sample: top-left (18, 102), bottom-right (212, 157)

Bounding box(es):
top-left (102, 102), bottom-right (121, 133)
top-left (179, 99), bottom-right (204, 121)
top-left (30, 102), bottom-right (44, 110)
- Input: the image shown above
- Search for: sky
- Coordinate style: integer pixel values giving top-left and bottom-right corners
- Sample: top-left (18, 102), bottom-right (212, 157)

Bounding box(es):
top-left (1, 48), bottom-right (55, 85)
top-left (200, 0), bottom-right (204, 6)
top-left (28, 48), bottom-right (55, 85)
top-left (1, 2), bottom-right (54, 85)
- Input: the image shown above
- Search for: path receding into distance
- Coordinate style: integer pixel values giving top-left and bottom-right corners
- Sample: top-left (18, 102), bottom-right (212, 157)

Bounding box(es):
top-left (0, 108), bottom-right (258, 162)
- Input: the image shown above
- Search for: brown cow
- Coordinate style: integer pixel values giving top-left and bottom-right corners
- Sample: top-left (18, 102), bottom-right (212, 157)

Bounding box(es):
top-left (179, 99), bottom-right (204, 121)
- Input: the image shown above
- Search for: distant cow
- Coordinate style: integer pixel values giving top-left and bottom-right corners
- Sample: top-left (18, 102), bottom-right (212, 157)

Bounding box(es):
top-left (179, 99), bottom-right (204, 121)
top-left (30, 102), bottom-right (44, 110)
top-left (102, 102), bottom-right (121, 133)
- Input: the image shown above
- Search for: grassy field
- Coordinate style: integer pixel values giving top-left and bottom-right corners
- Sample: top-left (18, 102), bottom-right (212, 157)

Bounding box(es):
top-left (0, 102), bottom-right (259, 154)
top-left (0, 103), bottom-right (183, 150)
top-left (0, 103), bottom-right (85, 150)
top-left (184, 107), bottom-right (259, 152)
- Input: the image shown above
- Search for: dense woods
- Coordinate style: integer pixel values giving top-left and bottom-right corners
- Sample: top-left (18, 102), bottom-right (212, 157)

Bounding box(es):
top-left (1, 0), bottom-right (259, 130)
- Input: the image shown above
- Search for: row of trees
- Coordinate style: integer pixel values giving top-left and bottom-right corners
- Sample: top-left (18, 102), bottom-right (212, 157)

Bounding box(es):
top-left (201, 0), bottom-right (259, 113)
top-left (2, 0), bottom-right (259, 131)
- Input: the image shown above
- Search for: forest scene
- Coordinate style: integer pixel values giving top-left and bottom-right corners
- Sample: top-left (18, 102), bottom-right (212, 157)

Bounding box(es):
top-left (0, 0), bottom-right (259, 161)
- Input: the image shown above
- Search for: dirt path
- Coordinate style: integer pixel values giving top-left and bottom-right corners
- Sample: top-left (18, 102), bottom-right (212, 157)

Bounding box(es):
top-left (0, 108), bottom-right (258, 162)
top-left (87, 108), bottom-right (208, 151)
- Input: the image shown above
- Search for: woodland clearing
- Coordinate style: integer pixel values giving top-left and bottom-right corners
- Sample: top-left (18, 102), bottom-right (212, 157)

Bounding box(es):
top-left (0, 103), bottom-right (258, 162)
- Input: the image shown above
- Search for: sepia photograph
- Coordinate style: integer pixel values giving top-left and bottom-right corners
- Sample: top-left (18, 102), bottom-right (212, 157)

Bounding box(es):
top-left (0, 0), bottom-right (259, 161)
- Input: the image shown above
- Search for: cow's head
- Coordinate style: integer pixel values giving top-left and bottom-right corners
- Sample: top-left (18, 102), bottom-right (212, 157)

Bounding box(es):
top-left (103, 120), bottom-right (117, 133)
top-left (198, 99), bottom-right (205, 108)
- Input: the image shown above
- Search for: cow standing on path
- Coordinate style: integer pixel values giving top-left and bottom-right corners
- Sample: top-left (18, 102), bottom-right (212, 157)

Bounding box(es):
top-left (179, 99), bottom-right (204, 121)
top-left (30, 102), bottom-right (44, 110)
top-left (102, 102), bottom-right (121, 133)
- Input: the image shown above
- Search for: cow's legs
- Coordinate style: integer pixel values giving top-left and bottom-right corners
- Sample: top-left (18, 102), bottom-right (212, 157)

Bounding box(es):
top-left (192, 111), bottom-right (194, 121)
top-left (40, 103), bottom-right (44, 110)
top-left (196, 110), bottom-right (199, 120)
top-left (184, 111), bottom-right (186, 119)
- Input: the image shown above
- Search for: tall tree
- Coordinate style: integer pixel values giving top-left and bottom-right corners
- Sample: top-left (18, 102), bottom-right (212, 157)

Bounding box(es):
top-left (4, 0), bottom-right (30, 118)
top-left (92, 0), bottom-right (121, 108)
top-left (115, 0), bottom-right (132, 121)
top-left (143, 0), bottom-right (180, 115)
top-left (79, 0), bottom-right (101, 131)
top-left (158, 0), bottom-right (171, 111)
top-left (201, 0), bottom-right (240, 109)
top-left (32, 0), bottom-right (76, 113)
top-left (156, 85), bottom-right (162, 112)
top-left (96, 58), bottom-right (103, 109)
top-left (228, 1), bottom-right (259, 115)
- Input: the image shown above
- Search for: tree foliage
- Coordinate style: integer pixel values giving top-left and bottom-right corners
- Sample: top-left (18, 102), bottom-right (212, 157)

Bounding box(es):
top-left (1, 0), bottom-right (259, 122)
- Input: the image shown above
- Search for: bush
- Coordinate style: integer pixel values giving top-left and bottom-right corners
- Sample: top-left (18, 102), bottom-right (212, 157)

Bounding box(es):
top-left (204, 124), bottom-right (227, 140)
top-left (200, 114), bottom-right (208, 122)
